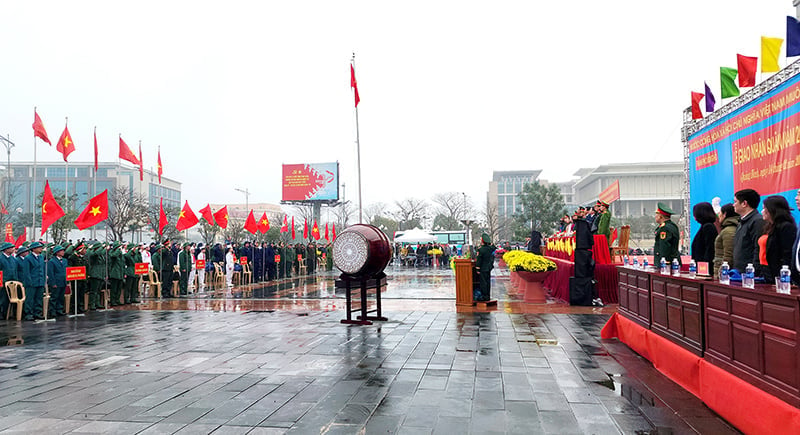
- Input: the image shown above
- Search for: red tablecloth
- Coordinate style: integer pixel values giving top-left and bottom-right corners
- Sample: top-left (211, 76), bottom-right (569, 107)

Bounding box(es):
top-left (543, 256), bottom-right (619, 304)
top-left (542, 235), bottom-right (612, 265)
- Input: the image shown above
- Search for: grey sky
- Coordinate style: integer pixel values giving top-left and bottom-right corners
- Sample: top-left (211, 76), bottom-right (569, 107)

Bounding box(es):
top-left (0, 0), bottom-right (791, 214)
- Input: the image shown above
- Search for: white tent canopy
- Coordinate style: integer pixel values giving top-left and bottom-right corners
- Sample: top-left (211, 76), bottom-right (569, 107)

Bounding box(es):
top-left (394, 228), bottom-right (436, 243)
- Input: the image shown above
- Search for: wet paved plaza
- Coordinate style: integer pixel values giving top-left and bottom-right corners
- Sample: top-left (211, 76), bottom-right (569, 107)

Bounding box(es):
top-left (0, 267), bottom-right (740, 434)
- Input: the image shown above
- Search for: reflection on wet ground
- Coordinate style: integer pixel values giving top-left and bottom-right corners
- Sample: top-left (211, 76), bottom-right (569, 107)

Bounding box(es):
top-left (0, 266), bottom-right (739, 434)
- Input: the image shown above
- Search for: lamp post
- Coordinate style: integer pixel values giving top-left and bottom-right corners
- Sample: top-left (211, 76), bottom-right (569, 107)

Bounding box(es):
top-left (0, 134), bottom-right (14, 210)
top-left (460, 192), bottom-right (473, 247)
top-left (234, 187), bottom-right (250, 214)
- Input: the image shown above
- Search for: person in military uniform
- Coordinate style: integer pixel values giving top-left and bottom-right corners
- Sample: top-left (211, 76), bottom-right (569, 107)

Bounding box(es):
top-left (265, 242), bottom-right (276, 281)
top-left (124, 243), bottom-right (141, 303)
top-left (306, 242), bottom-right (317, 275)
top-left (22, 241), bottom-right (46, 320)
top-left (475, 233), bottom-right (496, 302)
top-left (595, 199), bottom-right (612, 246)
top-left (47, 245), bottom-right (68, 316)
top-left (178, 243), bottom-right (192, 296)
top-left (68, 242), bottom-right (88, 313)
top-left (152, 240), bottom-right (175, 297)
top-left (0, 242), bottom-right (17, 316)
top-left (283, 242), bottom-right (293, 278)
top-left (654, 202), bottom-right (681, 264)
top-left (87, 242), bottom-right (108, 309)
top-left (108, 242), bottom-right (125, 306)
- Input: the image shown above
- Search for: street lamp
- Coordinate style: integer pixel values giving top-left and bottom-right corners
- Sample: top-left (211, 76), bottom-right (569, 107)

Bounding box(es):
top-left (0, 134), bottom-right (15, 209)
top-left (234, 187), bottom-right (250, 213)
top-left (460, 192), bottom-right (473, 246)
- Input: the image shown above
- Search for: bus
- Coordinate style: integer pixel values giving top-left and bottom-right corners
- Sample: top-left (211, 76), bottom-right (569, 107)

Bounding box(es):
top-left (393, 230), bottom-right (468, 245)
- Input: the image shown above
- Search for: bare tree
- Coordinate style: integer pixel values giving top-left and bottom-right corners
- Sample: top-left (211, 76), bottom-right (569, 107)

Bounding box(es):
top-left (292, 204), bottom-right (314, 225)
top-left (364, 202), bottom-right (388, 223)
top-left (432, 192), bottom-right (472, 229)
top-left (48, 192), bottom-right (79, 243)
top-left (393, 198), bottom-right (428, 230)
top-left (146, 201), bottom-right (182, 243)
top-left (222, 217), bottom-right (247, 243)
top-left (107, 187), bottom-right (148, 241)
top-left (198, 220), bottom-right (220, 247)
top-left (481, 200), bottom-right (502, 243)
top-left (330, 200), bottom-right (356, 230)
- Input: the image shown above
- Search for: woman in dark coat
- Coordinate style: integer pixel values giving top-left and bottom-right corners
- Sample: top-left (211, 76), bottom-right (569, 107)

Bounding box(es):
top-left (758, 195), bottom-right (797, 282)
top-left (691, 202), bottom-right (718, 275)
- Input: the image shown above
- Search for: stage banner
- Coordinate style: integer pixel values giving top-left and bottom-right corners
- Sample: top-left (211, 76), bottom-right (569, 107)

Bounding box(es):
top-left (687, 71), bottom-right (800, 240)
top-left (281, 162), bottom-right (339, 201)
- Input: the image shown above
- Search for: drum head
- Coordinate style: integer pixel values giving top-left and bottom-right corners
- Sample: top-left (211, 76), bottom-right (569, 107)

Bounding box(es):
top-left (333, 230), bottom-right (369, 274)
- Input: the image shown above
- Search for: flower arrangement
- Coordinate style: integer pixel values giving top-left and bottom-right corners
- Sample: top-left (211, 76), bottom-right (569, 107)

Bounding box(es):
top-left (449, 253), bottom-right (471, 270)
top-left (494, 248), bottom-right (507, 258)
top-left (428, 248), bottom-right (443, 256)
top-left (503, 251), bottom-right (557, 273)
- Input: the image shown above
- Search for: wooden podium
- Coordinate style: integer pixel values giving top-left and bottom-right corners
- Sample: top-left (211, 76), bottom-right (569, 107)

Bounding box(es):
top-left (454, 259), bottom-right (475, 306)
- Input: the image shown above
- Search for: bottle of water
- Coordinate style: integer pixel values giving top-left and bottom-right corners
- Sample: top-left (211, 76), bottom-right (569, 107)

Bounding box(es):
top-left (720, 261), bottom-right (730, 284)
top-left (632, 257), bottom-right (639, 269)
top-left (671, 258), bottom-right (680, 276)
top-left (689, 260), bottom-right (697, 278)
top-left (623, 255), bottom-right (629, 267)
top-left (744, 263), bottom-right (755, 289)
top-left (779, 265), bottom-right (791, 293)
top-left (643, 258), bottom-right (649, 270)
top-left (660, 257), bottom-right (667, 274)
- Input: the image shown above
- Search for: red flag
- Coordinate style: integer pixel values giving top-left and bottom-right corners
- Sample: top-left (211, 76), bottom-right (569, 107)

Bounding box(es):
top-left (40, 181), bottom-right (66, 236)
top-left (350, 64), bottom-right (360, 107)
top-left (93, 128), bottom-right (98, 172)
top-left (291, 216), bottom-right (296, 240)
top-left (280, 215), bottom-right (288, 232)
top-left (32, 110), bottom-right (51, 145)
top-left (138, 142), bottom-right (144, 181)
top-left (332, 223), bottom-right (336, 240)
top-left (158, 198), bottom-right (168, 235)
top-left (258, 212), bottom-right (270, 233)
top-left (56, 125), bottom-right (75, 162)
top-left (312, 220), bottom-right (320, 240)
top-left (14, 232), bottom-right (26, 248)
top-left (176, 201), bottom-right (199, 231)
top-left (119, 136), bottom-right (141, 166)
top-left (303, 219), bottom-right (308, 239)
top-left (737, 54), bottom-right (758, 87)
top-left (199, 204), bottom-right (214, 225)
top-left (325, 222), bottom-right (329, 241)
top-left (691, 92), bottom-right (704, 120)
top-left (0, 201), bottom-right (8, 215)
top-left (244, 210), bottom-right (258, 234)
top-left (74, 190), bottom-right (109, 230)
top-left (157, 149), bottom-right (163, 184)
top-left (213, 206), bottom-right (229, 229)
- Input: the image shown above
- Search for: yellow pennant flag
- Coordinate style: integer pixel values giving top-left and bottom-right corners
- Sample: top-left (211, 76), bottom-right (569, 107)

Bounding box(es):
top-left (761, 36), bottom-right (784, 73)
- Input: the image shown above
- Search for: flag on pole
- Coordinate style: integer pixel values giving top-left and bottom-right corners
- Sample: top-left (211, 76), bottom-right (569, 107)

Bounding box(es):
top-left (761, 36), bottom-right (784, 72)
top-left (244, 210), bottom-right (258, 234)
top-left (332, 223), bottom-right (336, 240)
top-left (157, 148), bottom-right (163, 184)
top-left (138, 142), bottom-right (144, 181)
top-left (280, 215), bottom-right (288, 232)
top-left (74, 190), bottom-right (108, 230)
top-left (787, 16), bottom-right (800, 57)
top-left (158, 198), bottom-right (168, 235)
top-left (325, 223), bottom-right (329, 241)
top-left (56, 125), bottom-right (75, 162)
top-left (291, 216), bottom-right (296, 240)
top-left (691, 92), bottom-right (704, 120)
top-left (720, 67), bottom-right (740, 98)
top-left (350, 64), bottom-right (360, 107)
top-left (119, 136), bottom-right (141, 166)
top-left (213, 206), bottom-right (229, 229)
top-left (93, 128), bottom-right (99, 171)
top-left (199, 204), bottom-right (214, 225)
top-left (14, 232), bottom-right (26, 248)
top-left (41, 180), bottom-right (65, 236)
top-left (704, 82), bottom-right (716, 113)
top-left (737, 54), bottom-right (757, 87)
top-left (303, 219), bottom-right (308, 239)
top-left (311, 220), bottom-right (320, 240)
top-left (176, 201), bottom-right (199, 231)
top-left (258, 212), bottom-right (270, 233)
top-left (0, 201), bottom-right (8, 215)
top-left (32, 110), bottom-right (51, 145)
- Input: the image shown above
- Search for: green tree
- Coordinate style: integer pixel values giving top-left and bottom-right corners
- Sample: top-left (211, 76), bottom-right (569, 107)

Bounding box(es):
top-left (513, 181), bottom-right (566, 240)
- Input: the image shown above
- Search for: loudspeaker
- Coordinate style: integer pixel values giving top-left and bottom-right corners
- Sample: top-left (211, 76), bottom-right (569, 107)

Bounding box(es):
top-left (574, 220), bottom-right (594, 249)
top-left (569, 276), bottom-right (595, 306)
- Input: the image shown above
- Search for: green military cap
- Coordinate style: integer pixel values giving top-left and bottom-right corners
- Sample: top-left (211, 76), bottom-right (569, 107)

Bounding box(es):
top-left (481, 233), bottom-right (491, 244)
top-left (111, 241), bottom-right (120, 248)
top-left (22, 241), bottom-right (30, 247)
top-left (17, 245), bottom-right (29, 254)
top-left (0, 242), bottom-right (14, 251)
top-left (52, 245), bottom-right (65, 254)
top-left (93, 241), bottom-right (104, 249)
top-left (656, 202), bottom-right (673, 217)
top-left (29, 241), bottom-right (44, 250)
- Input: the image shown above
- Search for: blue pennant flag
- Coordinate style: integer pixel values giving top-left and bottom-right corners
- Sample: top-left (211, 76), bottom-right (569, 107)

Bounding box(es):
top-left (787, 16), bottom-right (800, 57)
top-left (704, 82), bottom-right (716, 113)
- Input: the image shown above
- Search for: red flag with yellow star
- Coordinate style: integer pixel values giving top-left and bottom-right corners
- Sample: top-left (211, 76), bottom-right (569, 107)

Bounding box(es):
top-left (33, 110), bottom-right (51, 145)
top-left (41, 180), bottom-right (66, 236)
top-left (258, 212), bottom-right (270, 234)
top-left (158, 198), bottom-right (168, 235)
top-left (213, 206), bottom-right (229, 229)
top-left (244, 210), bottom-right (258, 235)
top-left (56, 125), bottom-right (75, 162)
top-left (176, 201), bottom-right (199, 231)
top-left (74, 190), bottom-right (108, 230)
top-left (199, 204), bottom-right (214, 225)
top-left (311, 220), bottom-right (320, 240)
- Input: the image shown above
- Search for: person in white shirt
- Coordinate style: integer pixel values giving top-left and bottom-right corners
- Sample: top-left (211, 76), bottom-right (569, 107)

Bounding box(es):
top-left (225, 246), bottom-right (235, 288)
top-left (188, 243), bottom-right (197, 293)
top-left (196, 245), bottom-right (207, 292)
top-left (140, 243), bottom-right (151, 265)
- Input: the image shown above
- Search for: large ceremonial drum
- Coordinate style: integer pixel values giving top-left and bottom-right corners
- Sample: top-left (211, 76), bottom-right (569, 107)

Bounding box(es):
top-left (333, 224), bottom-right (391, 277)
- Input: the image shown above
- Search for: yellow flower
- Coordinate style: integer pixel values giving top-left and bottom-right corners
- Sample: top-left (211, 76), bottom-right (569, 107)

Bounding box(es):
top-left (503, 250), bottom-right (557, 273)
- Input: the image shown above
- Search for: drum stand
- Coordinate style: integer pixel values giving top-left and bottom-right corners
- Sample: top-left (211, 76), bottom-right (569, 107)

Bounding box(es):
top-left (337, 272), bottom-right (388, 325)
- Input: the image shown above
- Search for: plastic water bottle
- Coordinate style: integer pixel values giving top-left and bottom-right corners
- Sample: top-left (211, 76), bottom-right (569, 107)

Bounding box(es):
top-left (719, 261), bottom-right (730, 284)
top-left (671, 259), bottom-right (680, 276)
top-left (643, 258), bottom-right (649, 270)
top-left (779, 265), bottom-right (791, 294)
top-left (744, 263), bottom-right (755, 289)
top-left (689, 260), bottom-right (697, 278)
top-left (632, 257), bottom-right (639, 269)
top-left (623, 255), bottom-right (629, 267)
top-left (660, 257), bottom-right (667, 274)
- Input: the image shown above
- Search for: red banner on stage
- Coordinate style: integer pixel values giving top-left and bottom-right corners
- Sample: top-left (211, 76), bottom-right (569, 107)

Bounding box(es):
top-left (196, 259), bottom-right (206, 269)
top-left (134, 263), bottom-right (149, 275)
top-left (66, 266), bottom-right (86, 281)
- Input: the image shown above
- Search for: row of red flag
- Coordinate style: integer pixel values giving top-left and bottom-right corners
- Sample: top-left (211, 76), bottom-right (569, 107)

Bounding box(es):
top-left (33, 109), bottom-right (164, 183)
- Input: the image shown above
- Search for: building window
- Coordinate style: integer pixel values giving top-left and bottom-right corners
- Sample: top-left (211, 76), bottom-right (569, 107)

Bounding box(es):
top-left (48, 167), bottom-right (66, 178)
top-left (96, 168), bottom-right (108, 177)
top-left (76, 167), bottom-right (88, 177)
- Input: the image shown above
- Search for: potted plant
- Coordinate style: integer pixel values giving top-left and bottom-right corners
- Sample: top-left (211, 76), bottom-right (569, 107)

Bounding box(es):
top-left (503, 251), bottom-right (557, 303)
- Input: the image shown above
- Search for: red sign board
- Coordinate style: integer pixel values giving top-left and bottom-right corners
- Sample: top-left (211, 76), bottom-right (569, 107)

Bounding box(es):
top-left (275, 255), bottom-right (280, 263)
top-left (66, 266), bottom-right (86, 281)
top-left (281, 162), bottom-right (339, 201)
top-left (239, 256), bottom-right (248, 265)
top-left (196, 259), bottom-right (206, 269)
top-left (297, 254), bottom-right (302, 262)
top-left (697, 262), bottom-right (710, 276)
top-left (135, 263), bottom-right (149, 275)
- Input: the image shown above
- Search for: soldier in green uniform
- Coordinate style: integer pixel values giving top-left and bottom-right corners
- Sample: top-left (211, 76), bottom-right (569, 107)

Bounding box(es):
top-left (87, 242), bottom-right (107, 310)
top-left (306, 242), bottom-right (316, 275)
top-left (475, 233), bottom-right (496, 302)
top-left (124, 243), bottom-right (141, 303)
top-left (178, 243), bottom-right (192, 296)
top-left (595, 199), bottom-right (612, 246)
top-left (654, 202), bottom-right (681, 264)
top-left (284, 243), bottom-right (293, 278)
top-left (68, 242), bottom-right (88, 312)
top-left (152, 240), bottom-right (175, 297)
top-left (108, 242), bottom-right (125, 306)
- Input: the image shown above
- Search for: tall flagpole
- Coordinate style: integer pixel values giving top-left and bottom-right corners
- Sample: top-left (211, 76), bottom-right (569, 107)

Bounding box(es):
top-left (32, 108), bottom-right (38, 240)
top-left (92, 127), bottom-right (98, 241)
top-left (352, 53), bottom-right (363, 224)
top-left (64, 117), bottom-right (69, 218)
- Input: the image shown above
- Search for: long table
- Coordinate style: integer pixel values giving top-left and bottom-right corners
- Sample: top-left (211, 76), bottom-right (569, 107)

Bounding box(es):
top-left (606, 267), bottom-right (800, 434)
top-left (544, 257), bottom-right (619, 304)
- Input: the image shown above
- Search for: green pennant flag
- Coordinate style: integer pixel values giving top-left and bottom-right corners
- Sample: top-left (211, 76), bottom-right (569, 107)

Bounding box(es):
top-left (720, 67), bottom-right (740, 98)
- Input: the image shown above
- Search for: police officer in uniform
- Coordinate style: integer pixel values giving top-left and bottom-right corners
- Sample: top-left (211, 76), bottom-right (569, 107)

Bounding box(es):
top-left (654, 202), bottom-right (681, 264)
top-left (23, 241), bottom-right (46, 320)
